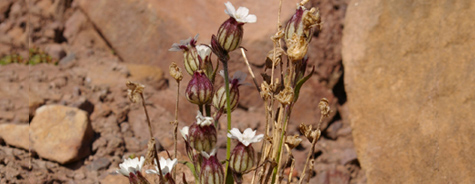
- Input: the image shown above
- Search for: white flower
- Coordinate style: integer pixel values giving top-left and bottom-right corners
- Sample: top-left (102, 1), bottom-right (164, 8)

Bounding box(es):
top-left (116, 156), bottom-right (145, 176)
top-left (201, 148), bottom-right (217, 159)
top-left (169, 34), bottom-right (199, 51)
top-left (224, 2), bottom-right (257, 23)
top-left (196, 44), bottom-right (211, 59)
top-left (146, 157), bottom-right (178, 176)
top-left (196, 111), bottom-right (214, 126)
top-left (181, 126), bottom-right (189, 140)
top-left (227, 128), bottom-right (264, 146)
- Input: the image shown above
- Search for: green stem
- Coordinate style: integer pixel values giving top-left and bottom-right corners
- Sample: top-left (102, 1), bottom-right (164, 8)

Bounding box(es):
top-left (222, 59), bottom-right (233, 181)
top-left (272, 104), bottom-right (292, 184)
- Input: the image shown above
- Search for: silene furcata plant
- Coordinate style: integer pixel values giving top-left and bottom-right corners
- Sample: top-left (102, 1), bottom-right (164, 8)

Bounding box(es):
top-left (119, 0), bottom-right (329, 183)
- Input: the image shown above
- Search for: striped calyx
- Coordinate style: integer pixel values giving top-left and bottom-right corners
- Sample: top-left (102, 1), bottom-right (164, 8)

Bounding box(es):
top-left (183, 47), bottom-right (200, 75)
top-left (186, 71), bottom-right (214, 105)
top-left (188, 122), bottom-right (217, 153)
top-left (230, 142), bottom-right (255, 174)
top-left (212, 71), bottom-right (244, 113)
top-left (217, 17), bottom-right (244, 52)
top-left (200, 150), bottom-right (224, 184)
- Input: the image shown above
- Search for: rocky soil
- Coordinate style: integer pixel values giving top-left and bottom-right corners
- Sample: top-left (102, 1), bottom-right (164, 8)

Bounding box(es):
top-left (0, 0), bottom-right (365, 183)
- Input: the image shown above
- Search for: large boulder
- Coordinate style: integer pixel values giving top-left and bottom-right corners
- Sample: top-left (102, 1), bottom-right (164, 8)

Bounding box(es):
top-left (342, 0), bottom-right (475, 183)
top-left (75, 0), bottom-right (298, 69)
top-left (30, 105), bottom-right (94, 164)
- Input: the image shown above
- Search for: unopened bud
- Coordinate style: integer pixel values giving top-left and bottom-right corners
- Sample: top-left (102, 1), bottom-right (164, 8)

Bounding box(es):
top-left (200, 149), bottom-right (224, 184)
top-left (230, 142), bottom-right (255, 174)
top-left (186, 71), bottom-right (214, 105)
top-left (217, 17), bottom-right (244, 52)
top-left (188, 111), bottom-right (217, 152)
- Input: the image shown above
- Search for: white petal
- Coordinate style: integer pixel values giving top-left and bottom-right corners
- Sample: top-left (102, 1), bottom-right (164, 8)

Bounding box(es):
top-left (201, 151), bottom-right (211, 159)
top-left (236, 7), bottom-right (249, 19)
top-left (244, 14), bottom-right (257, 23)
top-left (180, 126), bottom-right (189, 140)
top-left (145, 169), bottom-right (158, 174)
top-left (229, 128), bottom-right (243, 139)
top-left (243, 128), bottom-right (254, 137)
top-left (251, 134), bottom-right (264, 143)
top-left (224, 2), bottom-right (236, 17)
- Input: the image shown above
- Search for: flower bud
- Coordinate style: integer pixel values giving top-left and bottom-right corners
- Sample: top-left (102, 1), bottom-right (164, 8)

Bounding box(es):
top-left (183, 48), bottom-right (200, 75)
top-left (196, 45), bottom-right (214, 79)
top-left (215, 2), bottom-right (257, 53)
top-left (217, 17), bottom-right (244, 52)
top-left (200, 149), bottom-right (224, 184)
top-left (230, 142), bottom-right (255, 174)
top-left (212, 71), bottom-right (246, 112)
top-left (188, 111), bottom-right (217, 152)
top-left (186, 71), bottom-right (214, 105)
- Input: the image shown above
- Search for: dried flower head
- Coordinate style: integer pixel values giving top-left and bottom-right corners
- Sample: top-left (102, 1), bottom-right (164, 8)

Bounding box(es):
top-left (227, 128), bottom-right (264, 147)
top-left (298, 124), bottom-right (321, 143)
top-left (285, 135), bottom-right (303, 150)
top-left (319, 98), bottom-right (331, 118)
top-left (169, 62), bottom-right (183, 82)
top-left (116, 156), bottom-right (146, 176)
top-left (126, 81), bottom-right (145, 103)
top-left (275, 86), bottom-right (294, 105)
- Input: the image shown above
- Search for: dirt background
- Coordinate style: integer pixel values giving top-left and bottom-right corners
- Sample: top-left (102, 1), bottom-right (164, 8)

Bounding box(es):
top-left (0, 0), bottom-right (366, 183)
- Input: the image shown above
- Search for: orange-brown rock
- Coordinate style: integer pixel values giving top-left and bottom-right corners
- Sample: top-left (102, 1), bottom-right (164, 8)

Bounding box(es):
top-left (30, 105), bottom-right (94, 164)
top-left (343, 0), bottom-right (475, 183)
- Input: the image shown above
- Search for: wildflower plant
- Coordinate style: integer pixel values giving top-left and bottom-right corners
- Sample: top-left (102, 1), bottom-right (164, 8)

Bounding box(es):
top-left (119, 0), bottom-right (329, 183)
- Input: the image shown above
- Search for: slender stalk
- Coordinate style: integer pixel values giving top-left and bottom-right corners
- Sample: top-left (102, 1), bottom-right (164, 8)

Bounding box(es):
top-left (205, 104), bottom-right (211, 117)
top-left (240, 48), bottom-right (260, 93)
top-left (173, 81), bottom-right (180, 181)
top-left (199, 104), bottom-right (204, 114)
top-left (222, 59), bottom-right (233, 180)
top-left (140, 93), bottom-right (164, 182)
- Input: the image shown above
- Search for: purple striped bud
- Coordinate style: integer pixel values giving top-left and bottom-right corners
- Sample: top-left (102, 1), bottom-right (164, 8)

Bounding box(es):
top-left (186, 71), bottom-right (214, 105)
top-left (216, 2), bottom-right (257, 53)
top-left (188, 111), bottom-right (217, 152)
top-left (227, 128), bottom-right (264, 173)
top-left (212, 71), bottom-right (246, 112)
top-left (230, 142), bottom-right (254, 174)
top-left (217, 17), bottom-right (243, 52)
top-left (169, 34), bottom-right (201, 76)
top-left (200, 149), bottom-right (224, 184)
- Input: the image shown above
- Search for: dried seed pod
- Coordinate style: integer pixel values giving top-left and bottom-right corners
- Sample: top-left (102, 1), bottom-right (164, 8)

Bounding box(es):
top-left (284, 6), bottom-right (321, 61)
top-left (169, 62), bottom-right (183, 82)
top-left (126, 81), bottom-right (145, 103)
top-left (285, 135), bottom-right (302, 150)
